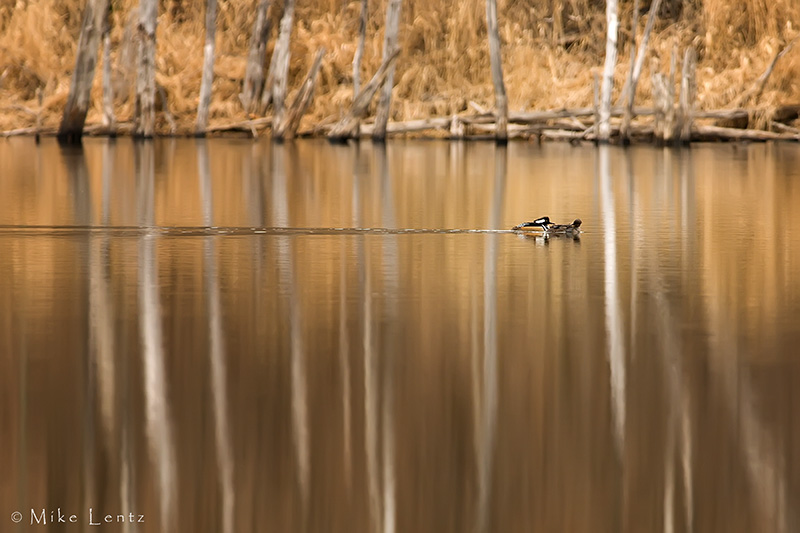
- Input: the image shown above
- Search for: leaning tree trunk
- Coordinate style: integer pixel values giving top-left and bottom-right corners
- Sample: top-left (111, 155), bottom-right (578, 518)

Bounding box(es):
top-left (134, 0), bottom-right (158, 138)
top-left (328, 49), bottom-right (400, 142)
top-left (57, 0), bottom-right (111, 144)
top-left (619, 0), bottom-right (662, 104)
top-left (274, 48), bottom-right (325, 140)
top-left (372, 0), bottom-right (402, 141)
top-left (599, 0), bottom-right (619, 142)
top-left (270, 0), bottom-right (296, 133)
top-left (196, 0), bottom-right (218, 134)
top-left (240, 0), bottom-right (272, 114)
top-left (485, 0), bottom-right (508, 143)
top-left (621, 0), bottom-right (661, 143)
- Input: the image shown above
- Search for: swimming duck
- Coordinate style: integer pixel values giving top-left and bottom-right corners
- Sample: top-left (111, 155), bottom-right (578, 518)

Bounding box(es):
top-left (545, 218), bottom-right (582, 234)
top-left (512, 216), bottom-right (552, 231)
top-left (512, 216), bottom-right (582, 235)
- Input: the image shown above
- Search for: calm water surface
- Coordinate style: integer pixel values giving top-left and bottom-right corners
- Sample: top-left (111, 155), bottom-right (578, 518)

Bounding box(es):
top-left (1, 138), bottom-right (800, 532)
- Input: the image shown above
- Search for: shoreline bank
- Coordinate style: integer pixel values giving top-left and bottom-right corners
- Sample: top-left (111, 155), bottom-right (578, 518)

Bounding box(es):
top-left (2, 1), bottom-right (799, 142)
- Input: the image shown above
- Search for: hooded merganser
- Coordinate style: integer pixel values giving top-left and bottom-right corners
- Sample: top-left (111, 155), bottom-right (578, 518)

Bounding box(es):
top-left (545, 218), bottom-right (582, 234)
top-left (512, 216), bottom-right (552, 231)
top-left (513, 216), bottom-right (582, 235)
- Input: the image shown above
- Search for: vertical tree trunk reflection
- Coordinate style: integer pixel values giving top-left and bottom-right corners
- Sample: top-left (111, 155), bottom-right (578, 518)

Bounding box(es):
top-left (198, 141), bottom-right (235, 533)
top-left (272, 144), bottom-right (310, 518)
top-left (376, 144), bottom-right (397, 533)
top-left (599, 145), bottom-right (626, 456)
top-left (136, 141), bottom-right (176, 532)
top-left (475, 145), bottom-right (505, 533)
top-left (358, 152), bottom-right (382, 533)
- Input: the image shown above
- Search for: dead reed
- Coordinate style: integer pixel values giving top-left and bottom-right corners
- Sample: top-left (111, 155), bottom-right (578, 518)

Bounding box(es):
top-left (0, 0), bottom-right (798, 134)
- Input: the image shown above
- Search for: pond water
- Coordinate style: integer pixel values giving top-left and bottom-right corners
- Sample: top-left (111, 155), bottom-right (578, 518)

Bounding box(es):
top-left (1, 137), bottom-right (799, 532)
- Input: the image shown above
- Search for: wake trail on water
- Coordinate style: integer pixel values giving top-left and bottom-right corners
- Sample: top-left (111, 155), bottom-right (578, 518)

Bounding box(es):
top-left (0, 225), bottom-right (521, 236)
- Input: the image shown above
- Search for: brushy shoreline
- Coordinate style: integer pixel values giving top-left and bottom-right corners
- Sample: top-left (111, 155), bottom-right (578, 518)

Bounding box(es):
top-left (1, 0), bottom-right (799, 136)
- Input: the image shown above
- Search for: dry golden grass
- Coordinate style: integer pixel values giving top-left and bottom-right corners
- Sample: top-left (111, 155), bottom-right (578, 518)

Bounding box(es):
top-left (0, 0), bottom-right (798, 133)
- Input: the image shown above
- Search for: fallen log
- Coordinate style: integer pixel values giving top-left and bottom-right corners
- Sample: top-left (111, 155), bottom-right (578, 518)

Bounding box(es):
top-left (459, 106), bottom-right (654, 125)
top-left (694, 109), bottom-right (749, 120)
top-left (1, 127), bottom-right (44, 137)
top-left (359, 117), bottom-right (451, 136)
top-left (770, 121), bottom-right (800, 135)
top-left (204, 117), bottom-right (272, 134)
top-left (694, 124), bottom-right (800, 142)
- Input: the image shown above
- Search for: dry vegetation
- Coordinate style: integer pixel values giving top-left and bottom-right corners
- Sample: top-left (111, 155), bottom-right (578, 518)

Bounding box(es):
top-left (0, 0), bottom-right (799, 134)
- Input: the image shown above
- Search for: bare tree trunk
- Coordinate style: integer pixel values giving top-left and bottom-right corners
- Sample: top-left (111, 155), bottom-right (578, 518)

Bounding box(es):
top-left (134, 0), bottom-right (158, 138)
top-left (353, 0), bottom-right (367, 98)
top-left (35, 89), bottom-right (43, 144)
top-left (372, 0), bottom-right (402, 141)
top-left (274, 48), bottom-right (325, 140)
top-left (327, 49), bottom-right (401, 142)
top-left (652, 70), bottom-right (668, 143)
top-left (679, 47), bottom-right (696, 144)
top-left (485, 0), bottom-right (507, 143)
top-left (599, 0), bottom-right (619, 142)
top-left (57, 0), bottom-right (111, 144)
top-left (259, 38), bottom-right (280, 114)
top-left (240, 0), bottom-right (272, 114)
top-left (664, 46), bottom-right (677, 143)
top-left (270, 0), bottom-right (296, 133)
top-left (618, 0), bottom-right (662, 105)
top-left (593, 74), bottom-right (600, 141)
top-left (196, 0), bottom-right (218, 134)
top-left (619, 0), bottom-right (639, 144)
top-left (101, 8), bottom-right (116, 131)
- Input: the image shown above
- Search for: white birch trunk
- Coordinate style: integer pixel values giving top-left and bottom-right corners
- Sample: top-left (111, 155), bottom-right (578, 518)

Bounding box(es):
top-left (372, 0), bottom-right (402, 140)
top-left (58, 0), bottom-right (110, 143)
top-left (196, 0), bottom-right (218, 134)
top-left (270, 0), bottom-right (296, 133)
top-left (134, 0), bottom-right (158, 138)
top-left (599, 0), bottom-right (619, 142)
